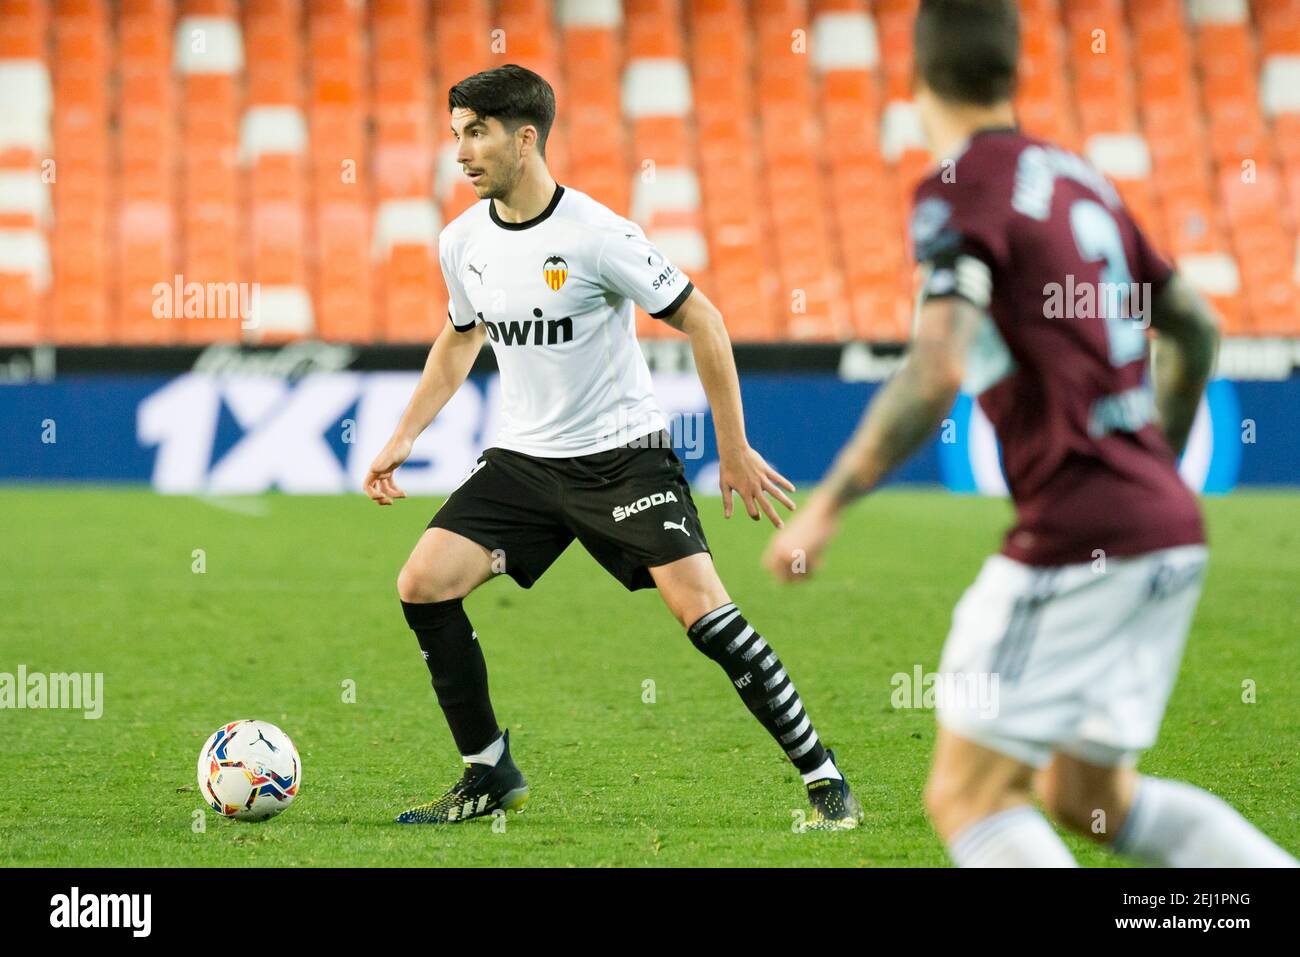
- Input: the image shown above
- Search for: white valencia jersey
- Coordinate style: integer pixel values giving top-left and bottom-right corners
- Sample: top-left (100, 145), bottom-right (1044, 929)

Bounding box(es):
top-left (438, 184), bottom-right (694, 457)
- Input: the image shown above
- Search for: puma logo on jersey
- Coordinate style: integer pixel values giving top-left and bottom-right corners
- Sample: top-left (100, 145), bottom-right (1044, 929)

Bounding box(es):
top-left (445, 794), bottom-right (490, 821)
top-left (482, 313), bottom-right (573, 346)
top-left (663, 517), bottom-right (690, 537)
top-left (611, 491), bottom-right (679, 522)
top-left (467, 262), bottom-right (487, 284)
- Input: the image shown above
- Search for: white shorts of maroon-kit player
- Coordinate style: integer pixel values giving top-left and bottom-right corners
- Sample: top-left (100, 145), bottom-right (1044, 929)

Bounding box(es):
top-left (936, 543), bottom-right (1209, 769)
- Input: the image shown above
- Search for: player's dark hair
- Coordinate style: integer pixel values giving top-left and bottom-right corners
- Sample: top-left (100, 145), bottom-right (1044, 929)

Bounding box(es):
top-left (914, 0), bottom-right (1019, 106)
top-left (448, 63), bottom-right (556, 157)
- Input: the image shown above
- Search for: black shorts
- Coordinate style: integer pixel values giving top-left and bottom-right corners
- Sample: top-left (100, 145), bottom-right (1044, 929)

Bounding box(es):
top-left (428, 432), bottom-right (711, 591)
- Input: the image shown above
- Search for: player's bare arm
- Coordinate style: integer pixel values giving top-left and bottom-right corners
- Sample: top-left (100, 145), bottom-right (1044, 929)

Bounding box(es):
top-left (364, 321), bottom-right (487, 505)
top-left (763, 297), bottom-right (982, 581)
top-left (1149, 273), bottom-right (1220, 457)
top-left (660, 287), bottom-right (796, 528)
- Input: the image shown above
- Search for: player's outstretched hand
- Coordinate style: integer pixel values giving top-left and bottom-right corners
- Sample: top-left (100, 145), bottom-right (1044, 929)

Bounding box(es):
top-left (719, 445), bottom-right (796, 528)
top-left (763, 495), bottom-right (839, 583)
top-left (363, 435), bottom-right (412, 506)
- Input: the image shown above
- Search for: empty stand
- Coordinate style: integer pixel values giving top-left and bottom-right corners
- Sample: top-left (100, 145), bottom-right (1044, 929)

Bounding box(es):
top-left (9, 0), bottom-right (1298, 344)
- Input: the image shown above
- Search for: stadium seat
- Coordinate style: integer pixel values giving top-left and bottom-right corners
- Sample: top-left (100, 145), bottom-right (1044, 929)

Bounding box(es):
top-left (50, 0), bottom-right (110, 343)
top-left (175, 2), bottom-right (244, 343)
top-left (560, 0), bottom-right (627, 215)
top-left (431, 0), bottom-right (492, 225)
top-left (1067, 0), bottom-right (1138, 139)
top-left (751, 0), bottom-right (851, 339)
top-left (623, 10), bottom-right (707, 340)
top-left (12, 0), bottom-right (1297, 342)
top-left (874, 0), bottom-right (919, 102)
top-left (812, 1), bottom-right (910, 339)
top-left (114, 0), bottom-right (175, 344)
top-left (241, 0), bottom-right (313, 343)
top-left (686, 0), bottom-right (773, 339)
top-left (1018, 0), bottom-right (1078, 150)
top-left (0, 0), bottom-right (51, 343)
top-left (373, 198), bottom-right (445, 342)
top-left (307, 0), bottom-right (373, 342)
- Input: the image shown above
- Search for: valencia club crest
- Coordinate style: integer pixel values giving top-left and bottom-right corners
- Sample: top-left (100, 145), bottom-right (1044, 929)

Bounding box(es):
top-left (543, 255), bottom-right (568, 291)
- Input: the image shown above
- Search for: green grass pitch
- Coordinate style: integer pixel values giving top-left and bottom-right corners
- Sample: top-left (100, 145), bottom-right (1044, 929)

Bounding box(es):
top-left (1, 487), bottom-right (1296, 867)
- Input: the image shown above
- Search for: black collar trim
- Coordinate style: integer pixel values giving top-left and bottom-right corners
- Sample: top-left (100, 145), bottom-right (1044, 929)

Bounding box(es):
top-left (490, 184), bottom-right (565, 230)
top-left (970, 125), bottom-right (1019, 138)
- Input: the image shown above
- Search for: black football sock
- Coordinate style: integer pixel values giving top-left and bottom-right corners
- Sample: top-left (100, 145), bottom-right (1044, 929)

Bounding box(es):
top-left (401, 598), bottom-right (501, 756)
top-left (686, 603), bottom-right (829, 774)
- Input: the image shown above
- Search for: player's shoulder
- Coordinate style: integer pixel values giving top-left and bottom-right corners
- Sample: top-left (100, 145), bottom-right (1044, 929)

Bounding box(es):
top-left (555, 185), bottom-right (644, 237)
top-left (913, 128), bottom-right (1033, 207)
top-left (438, 199), bottom-right (492, 251)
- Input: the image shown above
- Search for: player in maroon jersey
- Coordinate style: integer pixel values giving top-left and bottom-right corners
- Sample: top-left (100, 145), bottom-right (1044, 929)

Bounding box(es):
top-left (765, 0), bottom-right (1296, 867)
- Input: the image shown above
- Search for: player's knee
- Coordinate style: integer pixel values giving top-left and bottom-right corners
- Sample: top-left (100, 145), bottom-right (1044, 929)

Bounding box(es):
top-left (924, 757), bottom-right (1035, 841)
top-left (1039, 785), bottom-right (1102, 837)
top-left (396, 561), bottom-right (462, 604)
top-left (923, 768), bottom-right (969, 838)
top-left (396, 563), bottom-right (429, 603)
top-left (923, 749), bottom-right (977, 826)
top-left (1037, 766), bottom-right (1126, 839)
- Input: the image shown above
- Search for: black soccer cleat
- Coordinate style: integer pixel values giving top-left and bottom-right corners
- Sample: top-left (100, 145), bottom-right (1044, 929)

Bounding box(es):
top-left (395, 729), bottom-right (530, 824)
top-left (800, 750), bottom-right (864, 832)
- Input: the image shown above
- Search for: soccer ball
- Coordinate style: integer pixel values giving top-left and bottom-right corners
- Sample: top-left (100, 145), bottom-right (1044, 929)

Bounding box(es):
top-left (197, 719), bottom-right (301, 822)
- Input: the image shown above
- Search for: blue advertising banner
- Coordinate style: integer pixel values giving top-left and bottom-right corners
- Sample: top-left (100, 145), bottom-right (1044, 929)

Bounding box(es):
top-left (1, 371), bottom-right (1294, 492)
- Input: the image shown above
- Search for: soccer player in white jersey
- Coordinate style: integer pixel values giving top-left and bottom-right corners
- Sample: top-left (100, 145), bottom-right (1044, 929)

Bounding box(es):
top-left (363, 64), bottom-right (862, 829)
top-left (766, 0), bottom-right (1296, 867)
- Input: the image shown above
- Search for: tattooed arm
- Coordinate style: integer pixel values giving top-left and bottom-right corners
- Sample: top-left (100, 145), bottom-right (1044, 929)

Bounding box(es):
top-left (763, 297), bottom-right (982, 580)
top-left (822, 297), bottom-right (982, 505)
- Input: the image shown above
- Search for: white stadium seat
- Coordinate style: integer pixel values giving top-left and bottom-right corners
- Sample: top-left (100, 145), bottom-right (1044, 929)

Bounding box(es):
top-left (621, 59), bottom-right (693, 118)
top-left (173, 16), bottom-right (245, 75)
top-left (239, 106), bottom-right (309, 163)
top-left (557, 0), bottom-right (622, 29)
top-left (372, 198), bottom-right (441, 261)
top-left (1085, 133), bottom-right (1153, 180)
top-left (1177, 252), bottom-right (1241, 297)
top-left (812, 11), bottom-right (880, 72)
top-left (880, 100), bottom-right (926, 162)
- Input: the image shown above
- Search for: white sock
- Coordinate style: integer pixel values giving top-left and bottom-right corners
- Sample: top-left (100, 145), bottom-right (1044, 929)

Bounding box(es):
top-left (800, 755), bottom-right (843, 784)
top-left (461, 733), bottom-right (504, 767)
top-left (948, 805), bottom-right (1078, 867)
top-left (1113, 775), bottom-right (1298, 867)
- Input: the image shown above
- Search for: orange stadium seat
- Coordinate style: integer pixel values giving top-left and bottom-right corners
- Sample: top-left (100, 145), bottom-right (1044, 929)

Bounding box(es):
top-left (1017, 0), bottom-right (1078, 150)
top-left (173, 1), bottom-right (243, 343)
top-left (561, 0), bottom-right (628, 215)
top-left (49, 0), bottom-right (110, 344)
top-left (1221, 168), bottom-right (1299, 335)
top-left (1067, 1), bottom-right (1138, 138)
top-left (624, 0), bottom-right (709, 340)
top-left (687, 0), bottom-right (774, 339)
top-left (242, 0), bottom-right (312, 342)
top-left (874, 0), bottom-right (919, 102)
top-left (307, 0), bottom-right (373, 342)
top-left (13, 0), bottom-right (1300, 342)
top-left (750, 0), bottom-right (851, 340)
top-left (113, 0), bottom-right (175, 344)
top-left (431, 0), bottom-right (492, 225)
top-left (0, 0), bottom-right (51, 344)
